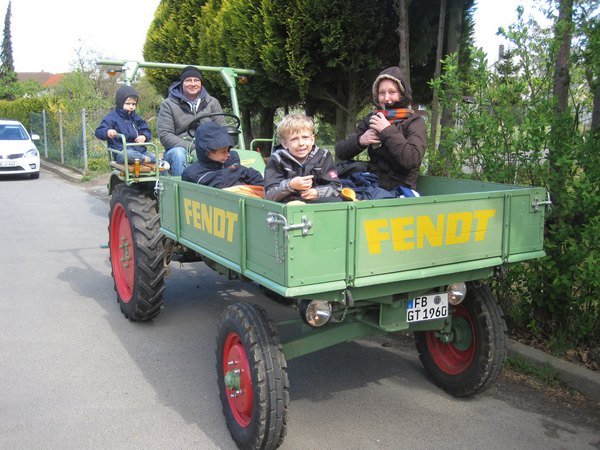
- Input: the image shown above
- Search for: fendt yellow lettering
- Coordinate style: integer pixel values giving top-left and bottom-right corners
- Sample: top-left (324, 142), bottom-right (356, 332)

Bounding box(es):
top-left (183, 198), bottom-right (238, 243)
top-left (364, 209), bottom-right (496, 254)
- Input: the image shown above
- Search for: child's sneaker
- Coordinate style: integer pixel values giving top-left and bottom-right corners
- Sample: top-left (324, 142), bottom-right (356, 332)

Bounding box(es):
top-left (158, 159), bottom-right (170, 172)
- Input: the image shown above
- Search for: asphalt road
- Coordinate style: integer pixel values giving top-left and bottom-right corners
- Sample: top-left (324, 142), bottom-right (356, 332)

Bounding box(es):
top-left (1, 170), bottom-right (599, 449)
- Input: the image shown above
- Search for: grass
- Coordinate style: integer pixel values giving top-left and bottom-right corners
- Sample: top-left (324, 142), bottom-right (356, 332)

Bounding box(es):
top-left (505, 354), bottom-right (562, 388)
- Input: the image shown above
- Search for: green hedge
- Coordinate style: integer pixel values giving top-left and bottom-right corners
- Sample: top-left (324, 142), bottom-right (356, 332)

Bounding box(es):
top-left (0, 97), bottom-right (52, 130)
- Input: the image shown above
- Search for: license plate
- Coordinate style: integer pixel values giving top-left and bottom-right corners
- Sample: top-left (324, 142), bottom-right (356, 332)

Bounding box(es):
top-left (407, 293), bottom-right (449, 322)
top-left (0, 160), bottom-right (16, 167)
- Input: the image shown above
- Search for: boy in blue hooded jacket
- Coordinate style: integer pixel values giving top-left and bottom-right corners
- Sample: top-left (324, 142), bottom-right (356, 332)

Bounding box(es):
top-left (95, 85), bottom-right (154, 164)
top-left (181, 122), bottom-right (264, 188)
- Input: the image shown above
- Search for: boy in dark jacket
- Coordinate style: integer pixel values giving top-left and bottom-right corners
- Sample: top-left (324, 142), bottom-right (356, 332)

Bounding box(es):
top-left (181, 122), bottom-right (264, 188)
top-left (95, 85), bottom-right (154, 164)
top-left (265, 114), bottom-right (341, 203)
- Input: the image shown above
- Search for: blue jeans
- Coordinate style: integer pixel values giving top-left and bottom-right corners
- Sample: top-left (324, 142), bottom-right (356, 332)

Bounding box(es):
top-left (115, 149), bottom-right (155, 164)
top-left (163, 147), bottom-right (188, 176)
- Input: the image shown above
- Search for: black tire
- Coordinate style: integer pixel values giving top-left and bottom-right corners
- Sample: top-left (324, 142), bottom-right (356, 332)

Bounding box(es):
top-left (216, 303), bottom-right (289, 450)
top-left (108, 183), bottom-right (166, 321)
top-left (414, 282), bottom-right (507, 396)
top-left (30, 171), bottom-right (39, 179)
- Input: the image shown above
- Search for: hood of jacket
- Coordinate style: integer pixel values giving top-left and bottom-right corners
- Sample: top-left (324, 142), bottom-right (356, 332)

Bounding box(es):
top-left (115, 85), bottom-right (139, 110)
top-left (167, 81), bottom-right (208, 104)
top-left (372, 66), bottom-right (412, 108)
top-left (195, 121), bottom-right (234, 166)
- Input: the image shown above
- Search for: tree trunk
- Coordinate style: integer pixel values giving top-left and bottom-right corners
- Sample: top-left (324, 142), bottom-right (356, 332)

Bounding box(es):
top-left (394, 0), bottom-right (411, 92)
top-left (430, 0), bottom-right (447, 149)
top-left (336, 70), bottom-right (363, 140)
top-left (592, 81), bottom-right (600, 133)
top-left (438, 0), bottom-right (464, 166)
top-left (552, 0), bottom-right (573, 115)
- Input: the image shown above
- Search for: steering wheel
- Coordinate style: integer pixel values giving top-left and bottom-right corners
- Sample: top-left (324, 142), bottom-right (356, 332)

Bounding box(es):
top-left (186, 112), bottom-right (241, 138)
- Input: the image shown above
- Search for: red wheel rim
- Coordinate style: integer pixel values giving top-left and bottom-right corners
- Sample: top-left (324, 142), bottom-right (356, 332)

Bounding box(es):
top-left (110, 203), bottom-right (135, 303)
top-left (425, 304), bottom-right (475, 375)
top-left (222, 332), bottom-right (253, 428)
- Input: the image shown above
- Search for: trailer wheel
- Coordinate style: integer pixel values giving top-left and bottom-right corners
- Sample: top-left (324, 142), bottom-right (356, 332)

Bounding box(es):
top-left (216, 303), bottom-right (289, 450)
top-left (415, 282), bottom-right (507, 397)
top-left (109, 183), bottom-right (166, 321)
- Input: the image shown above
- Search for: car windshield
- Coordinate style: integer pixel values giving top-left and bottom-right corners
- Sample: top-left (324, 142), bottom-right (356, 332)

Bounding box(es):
top-left (0, 125), bottom-right (28, 140)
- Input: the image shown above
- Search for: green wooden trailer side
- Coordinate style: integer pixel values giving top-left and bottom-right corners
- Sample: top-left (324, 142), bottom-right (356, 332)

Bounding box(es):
top-left (158, 175), bottom-right (547, 346)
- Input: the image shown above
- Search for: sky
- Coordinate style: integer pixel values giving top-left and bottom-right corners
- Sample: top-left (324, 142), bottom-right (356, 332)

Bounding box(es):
top-left (2, 0), bottom-right (537, 74)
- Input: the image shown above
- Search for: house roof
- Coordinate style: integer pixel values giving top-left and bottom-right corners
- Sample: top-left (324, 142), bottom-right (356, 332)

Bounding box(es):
top-left (42, 73), bottom-right (65, 87)
top-left (16, 72), bottom-right (66, 87)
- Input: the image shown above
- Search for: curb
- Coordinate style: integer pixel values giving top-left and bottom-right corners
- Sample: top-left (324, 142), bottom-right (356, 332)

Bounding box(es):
top-left (41, 158), bottom-right (84, 183)
top-left (508, 338), bottom-right (600, 402)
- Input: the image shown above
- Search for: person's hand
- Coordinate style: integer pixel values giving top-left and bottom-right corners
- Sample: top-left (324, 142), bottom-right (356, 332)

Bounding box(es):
top-left (369, 112), bottom-right (391, 133)
top-left (358, 128), bottom-right (381, 147)
top-left (135, 135), bottom-right (147, 143)
top-left (289, 175), bottom-right (314, 191)
top-left (107, 129), bottom-right (118, 139)
top-left (300, 188), bottom-right (318, 200)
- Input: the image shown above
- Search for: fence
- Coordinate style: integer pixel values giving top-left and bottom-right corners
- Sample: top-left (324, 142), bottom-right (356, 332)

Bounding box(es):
top-left (29, 109), bottom-right (161, 173)
top-left (29, 109), bottom-right (104, 173)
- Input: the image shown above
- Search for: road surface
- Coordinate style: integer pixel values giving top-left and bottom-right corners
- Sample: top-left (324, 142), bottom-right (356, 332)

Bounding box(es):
top-left (0, 170), bottom-right (598, 449)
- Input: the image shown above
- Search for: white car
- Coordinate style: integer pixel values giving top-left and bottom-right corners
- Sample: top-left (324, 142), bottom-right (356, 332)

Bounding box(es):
top-left (0, 119), bottom-right (41, 179)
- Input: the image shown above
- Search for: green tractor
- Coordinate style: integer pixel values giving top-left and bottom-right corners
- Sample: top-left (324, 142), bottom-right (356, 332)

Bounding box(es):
top-left (99, 60), bottom-right (550, 449)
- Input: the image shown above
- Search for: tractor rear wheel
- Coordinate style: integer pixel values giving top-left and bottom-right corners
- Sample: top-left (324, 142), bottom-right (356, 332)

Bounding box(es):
top-left (108, 183), bottom-right (166, 321)
top-left (216, 303), bottom-right (289, 449)
top-left (414, 282), bottom-right (507, 396)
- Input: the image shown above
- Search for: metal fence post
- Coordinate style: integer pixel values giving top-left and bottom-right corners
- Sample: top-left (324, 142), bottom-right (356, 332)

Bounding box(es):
top-left (42, 110), bottom-right (48, 158)
top-left (82, 108), bottom-right (88, 172)
top-left (59, 110), bottom-right (64, 164)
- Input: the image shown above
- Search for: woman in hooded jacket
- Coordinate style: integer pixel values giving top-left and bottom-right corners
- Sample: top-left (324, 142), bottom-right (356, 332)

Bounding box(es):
top-left (335, 67), bottom-right (426, 191)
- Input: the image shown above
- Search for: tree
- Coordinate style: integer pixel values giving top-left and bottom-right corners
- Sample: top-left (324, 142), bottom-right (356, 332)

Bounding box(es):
top-left (0, 1), bottom-right (16, 98)
top-left (144, 0), bottom-right (209, 92)
top-left (429, 0), bottom-right (447, 148)
top-left (394, 0), bottom-right (412, 92)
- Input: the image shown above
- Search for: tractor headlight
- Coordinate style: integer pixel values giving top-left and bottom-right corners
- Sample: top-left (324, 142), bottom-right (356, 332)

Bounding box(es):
top-left (446, 282), bottom-right (467, 305)
top-left (299, 300), bottom-right (332, 327)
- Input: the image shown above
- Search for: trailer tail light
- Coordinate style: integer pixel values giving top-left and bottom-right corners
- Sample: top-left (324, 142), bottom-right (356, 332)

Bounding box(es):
top-left (299, 300), bottom-right (332, 327)
top-left (447, 283), bottom-right (467, 305)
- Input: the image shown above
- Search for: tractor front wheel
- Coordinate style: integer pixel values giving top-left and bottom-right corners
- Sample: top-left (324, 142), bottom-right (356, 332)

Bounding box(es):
top-left (108, 183), bottom-right (166, 321)
top-left (216, 303), bottom-right (289, 449)
top-left (415, 282), bottom-right (507, 396)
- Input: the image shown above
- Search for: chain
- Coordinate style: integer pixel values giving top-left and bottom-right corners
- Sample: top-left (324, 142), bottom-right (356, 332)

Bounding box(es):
top-left (274, 227), bottom-right (286, 263)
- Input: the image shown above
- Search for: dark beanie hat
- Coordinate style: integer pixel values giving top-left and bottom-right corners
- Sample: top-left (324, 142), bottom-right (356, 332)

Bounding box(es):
top-left (180, 66), bottom-right (202, 82)
top-left (195, 122), bottom-right (234, 159)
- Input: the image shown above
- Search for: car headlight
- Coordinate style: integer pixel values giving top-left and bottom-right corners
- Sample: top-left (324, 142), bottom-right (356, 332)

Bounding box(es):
top-left (299, 300), bottom-right (332, 327)
top-left (446, 282), bottom-right (467, 305)
top-left (25, 148), bottom-right (39, 157)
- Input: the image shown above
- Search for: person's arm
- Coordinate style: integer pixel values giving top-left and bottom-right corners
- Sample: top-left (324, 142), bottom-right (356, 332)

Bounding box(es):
top-left (334, 115), bottom-right (371, 161)
top-left (182, 162), bottom-right (223, 186)
top-left (264, 156), bottom-right (295, 202)
top-left (157, 101), bottom-right (189, 149)
top-left (377, 115), bottom-right (427, 171)
top-left (313, 151), bottom-right (342, 198)
top-left (94, 115), bottom-right (112, 141)
top-left (134, 115), bottom-right (152, 142)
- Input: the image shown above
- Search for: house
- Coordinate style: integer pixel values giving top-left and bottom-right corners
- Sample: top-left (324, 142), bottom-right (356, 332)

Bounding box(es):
top-left (17, 71), bottom-right (66, 88)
